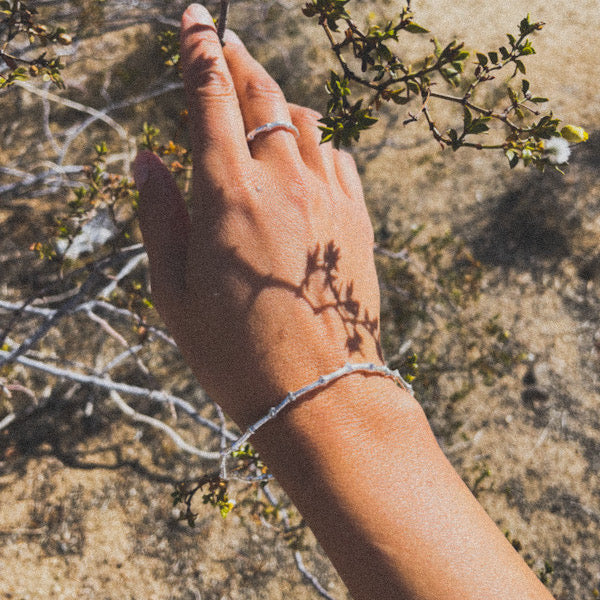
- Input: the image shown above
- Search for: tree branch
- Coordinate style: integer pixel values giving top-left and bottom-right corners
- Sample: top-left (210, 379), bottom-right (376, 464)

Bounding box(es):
top-left (108, 390), bottom-right (221, 460)
top-left (0, 349), bottom-right (237, 441)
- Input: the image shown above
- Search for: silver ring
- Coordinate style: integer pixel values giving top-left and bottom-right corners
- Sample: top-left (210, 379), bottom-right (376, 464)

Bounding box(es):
top-left (246, 121), bottom-right (299, 142)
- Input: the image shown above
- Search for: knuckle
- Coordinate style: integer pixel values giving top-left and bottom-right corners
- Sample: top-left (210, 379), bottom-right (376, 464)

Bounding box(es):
top-left (191, 68), bottom-right (236, 99)
top-left (244, 75), bottom-right (285, 102)
top-left (185, 38), bottom-right (236, 99)
top-left (291, 105), bottom-right (323, 125)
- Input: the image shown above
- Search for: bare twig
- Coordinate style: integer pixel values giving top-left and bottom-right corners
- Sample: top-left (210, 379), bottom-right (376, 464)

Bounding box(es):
top-left (0, 299), bottom-right (177, 348)
top-left (58, 81), bottom-right (183, 166)
top-left (0, 349), bottom-right (237, 441)
top-left (0, 270), bottom-right (107, 369)
top-left (84, 309), bottom-right (150, 376)
top-left (41, 81), bottom-right (61, 157)
top-left (97, 250), bottom-right (147, 299)
top-left (0, 412), bottom-right (16, 432)
top-left (13, 80), bottom-right (129, 141)
top-left (13, 80), bottom-right (136, 171)
top-left (217, 0), bottom-right (231, 43)
top-left (373, 244), bottom-right (409, 261)
top-left (260, 484), bottom-right (336, 600)
top-left (294, 551), bottom-right (337, 600)
top-left (0, 165), bottom-right (85, 196)
top-left (101, 344), bottom-right (144, 374)
top-left (109, 391), bottom-right (221, 460)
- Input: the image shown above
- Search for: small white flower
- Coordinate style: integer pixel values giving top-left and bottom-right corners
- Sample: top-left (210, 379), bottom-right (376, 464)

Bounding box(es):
top-left (543, 137), bottom-right (571, 165)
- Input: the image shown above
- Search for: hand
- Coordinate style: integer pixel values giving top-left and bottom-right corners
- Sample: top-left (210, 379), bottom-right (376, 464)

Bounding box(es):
top-left (134, 3), bottom-right (382, 427)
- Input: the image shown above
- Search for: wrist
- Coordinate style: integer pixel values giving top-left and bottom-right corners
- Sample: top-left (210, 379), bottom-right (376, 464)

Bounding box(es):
top-left (250, 368), bottom-right (421, 458)
top-left (225, 361), bottom-right (414, 455)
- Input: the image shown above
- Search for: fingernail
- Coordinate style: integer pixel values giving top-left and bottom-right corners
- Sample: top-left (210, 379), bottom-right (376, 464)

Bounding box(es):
top-left (133, 154), bottom-right (150, 188)
top-left (188, 3), bottom-right (213, 26)
top-left (223, 29), bottom-right (243, 45)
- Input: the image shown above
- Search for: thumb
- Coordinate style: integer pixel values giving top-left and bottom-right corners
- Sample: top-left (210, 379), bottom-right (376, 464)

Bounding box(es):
top-left (133, 151), bottom-right (189, 315)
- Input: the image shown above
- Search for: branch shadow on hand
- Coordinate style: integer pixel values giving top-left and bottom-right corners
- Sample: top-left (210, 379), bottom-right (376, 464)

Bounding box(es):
top-left (210, 238), bottom-right (384, 363)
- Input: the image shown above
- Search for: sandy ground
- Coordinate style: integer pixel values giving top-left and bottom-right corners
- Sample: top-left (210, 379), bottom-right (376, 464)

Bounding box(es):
top-left (1, 1), bottom-right (599, 598)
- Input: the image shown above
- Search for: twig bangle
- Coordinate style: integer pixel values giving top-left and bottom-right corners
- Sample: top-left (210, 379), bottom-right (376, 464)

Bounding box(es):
top-left (225, 362), bottom-right (414, 457)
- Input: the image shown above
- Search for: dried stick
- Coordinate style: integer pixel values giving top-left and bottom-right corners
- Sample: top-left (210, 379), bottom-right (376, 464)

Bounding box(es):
top-left (58, 81), bottom-right (183, 166)
top-left (0, 413), bottom-right (16, 432)
top-left (0, 270), bottom-right (105, 369)
top-left (101, 344), bottom-right (144, 374)
top-left (108, 390), bottom-right (220, 460)
top-left (97, 251), bottom-right (147, 299)
top-left (41, 81), bottom-right (61, 157)
top-left (294, 552), bottom-right (337, 600)
top-left (0, 299), bottom-right (177, 348)
top-left (0, 165), bottom-right (85, 196)
top-left (0, 349), bottom-right (237, 441)
top-left (261, 484), bottom-right (336, 600)
top-left (13, 80), bottom-right (130, 143)
top-left (84, 310), bottom-right (150, 376)
top-left (217, 0), bottom-right (231, 43)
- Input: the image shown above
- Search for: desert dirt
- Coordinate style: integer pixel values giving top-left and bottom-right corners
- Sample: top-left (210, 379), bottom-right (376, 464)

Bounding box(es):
top-left (1, 0), bottom-right (599, 599)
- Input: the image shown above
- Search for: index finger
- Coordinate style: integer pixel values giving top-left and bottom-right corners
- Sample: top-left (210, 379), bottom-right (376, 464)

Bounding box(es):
top-left (180, 4), bottom-right (250, 175)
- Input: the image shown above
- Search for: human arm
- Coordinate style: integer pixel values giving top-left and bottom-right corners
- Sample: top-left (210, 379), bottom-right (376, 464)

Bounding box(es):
top-left (133, 4), bottom-right (555, 598)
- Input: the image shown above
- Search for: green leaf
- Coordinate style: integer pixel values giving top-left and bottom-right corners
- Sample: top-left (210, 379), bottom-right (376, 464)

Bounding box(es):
top-left (447, 128), bottom-right (461, 150)
top-left (519, 40), bottom-right (536, 55)
top-left (469, 118), bottom-right (490, 134)
top-left (505, 149), bottom-right (519, 168)
top-left (390, 89), bottom-right (410, 104)
top-left (463, 107), bottom-right (473, 130)
top-left (392, 95), bottom-right (410, 105)
top-left (515, 60), bottom-right (526, 74)
top-left (406, 80), bottom-right (420, 94)
top-left (219, 502), bottom-right (234, 518)
top-left (476, 52), bottom-right (488, 67)
top-left (374, 71), bottom-right (386, 83)
top-left (320, 129), bottom-right (334, 144)
top-left (561, 124), bottom-right (589, 143)
top-left (488, 51), bottom-right (499, 64)
top-left (404, 22), bottom-right (429, 34)
top-left (358, 112), bottom-right (378, 127)
top-left (521, 79), bottom-right (530, 94)
top-left (519, 14), bottom-right (535, 36)
top-left (95, 141), bottom-right (108, 156)
top-left (377, 43), bottom-right (393, 62)
top-left (530, 97), bottom-right (548, 103)
top-left (499, 46), bottom-right (510, 60)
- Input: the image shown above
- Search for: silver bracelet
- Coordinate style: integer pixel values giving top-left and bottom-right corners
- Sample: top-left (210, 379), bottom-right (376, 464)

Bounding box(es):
top-left (225, 362), bottom-right (413, 457)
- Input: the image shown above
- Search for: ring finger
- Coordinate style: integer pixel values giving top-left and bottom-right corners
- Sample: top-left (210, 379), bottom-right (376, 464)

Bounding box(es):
top-left (223, 30), bottom-right (301, 163)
